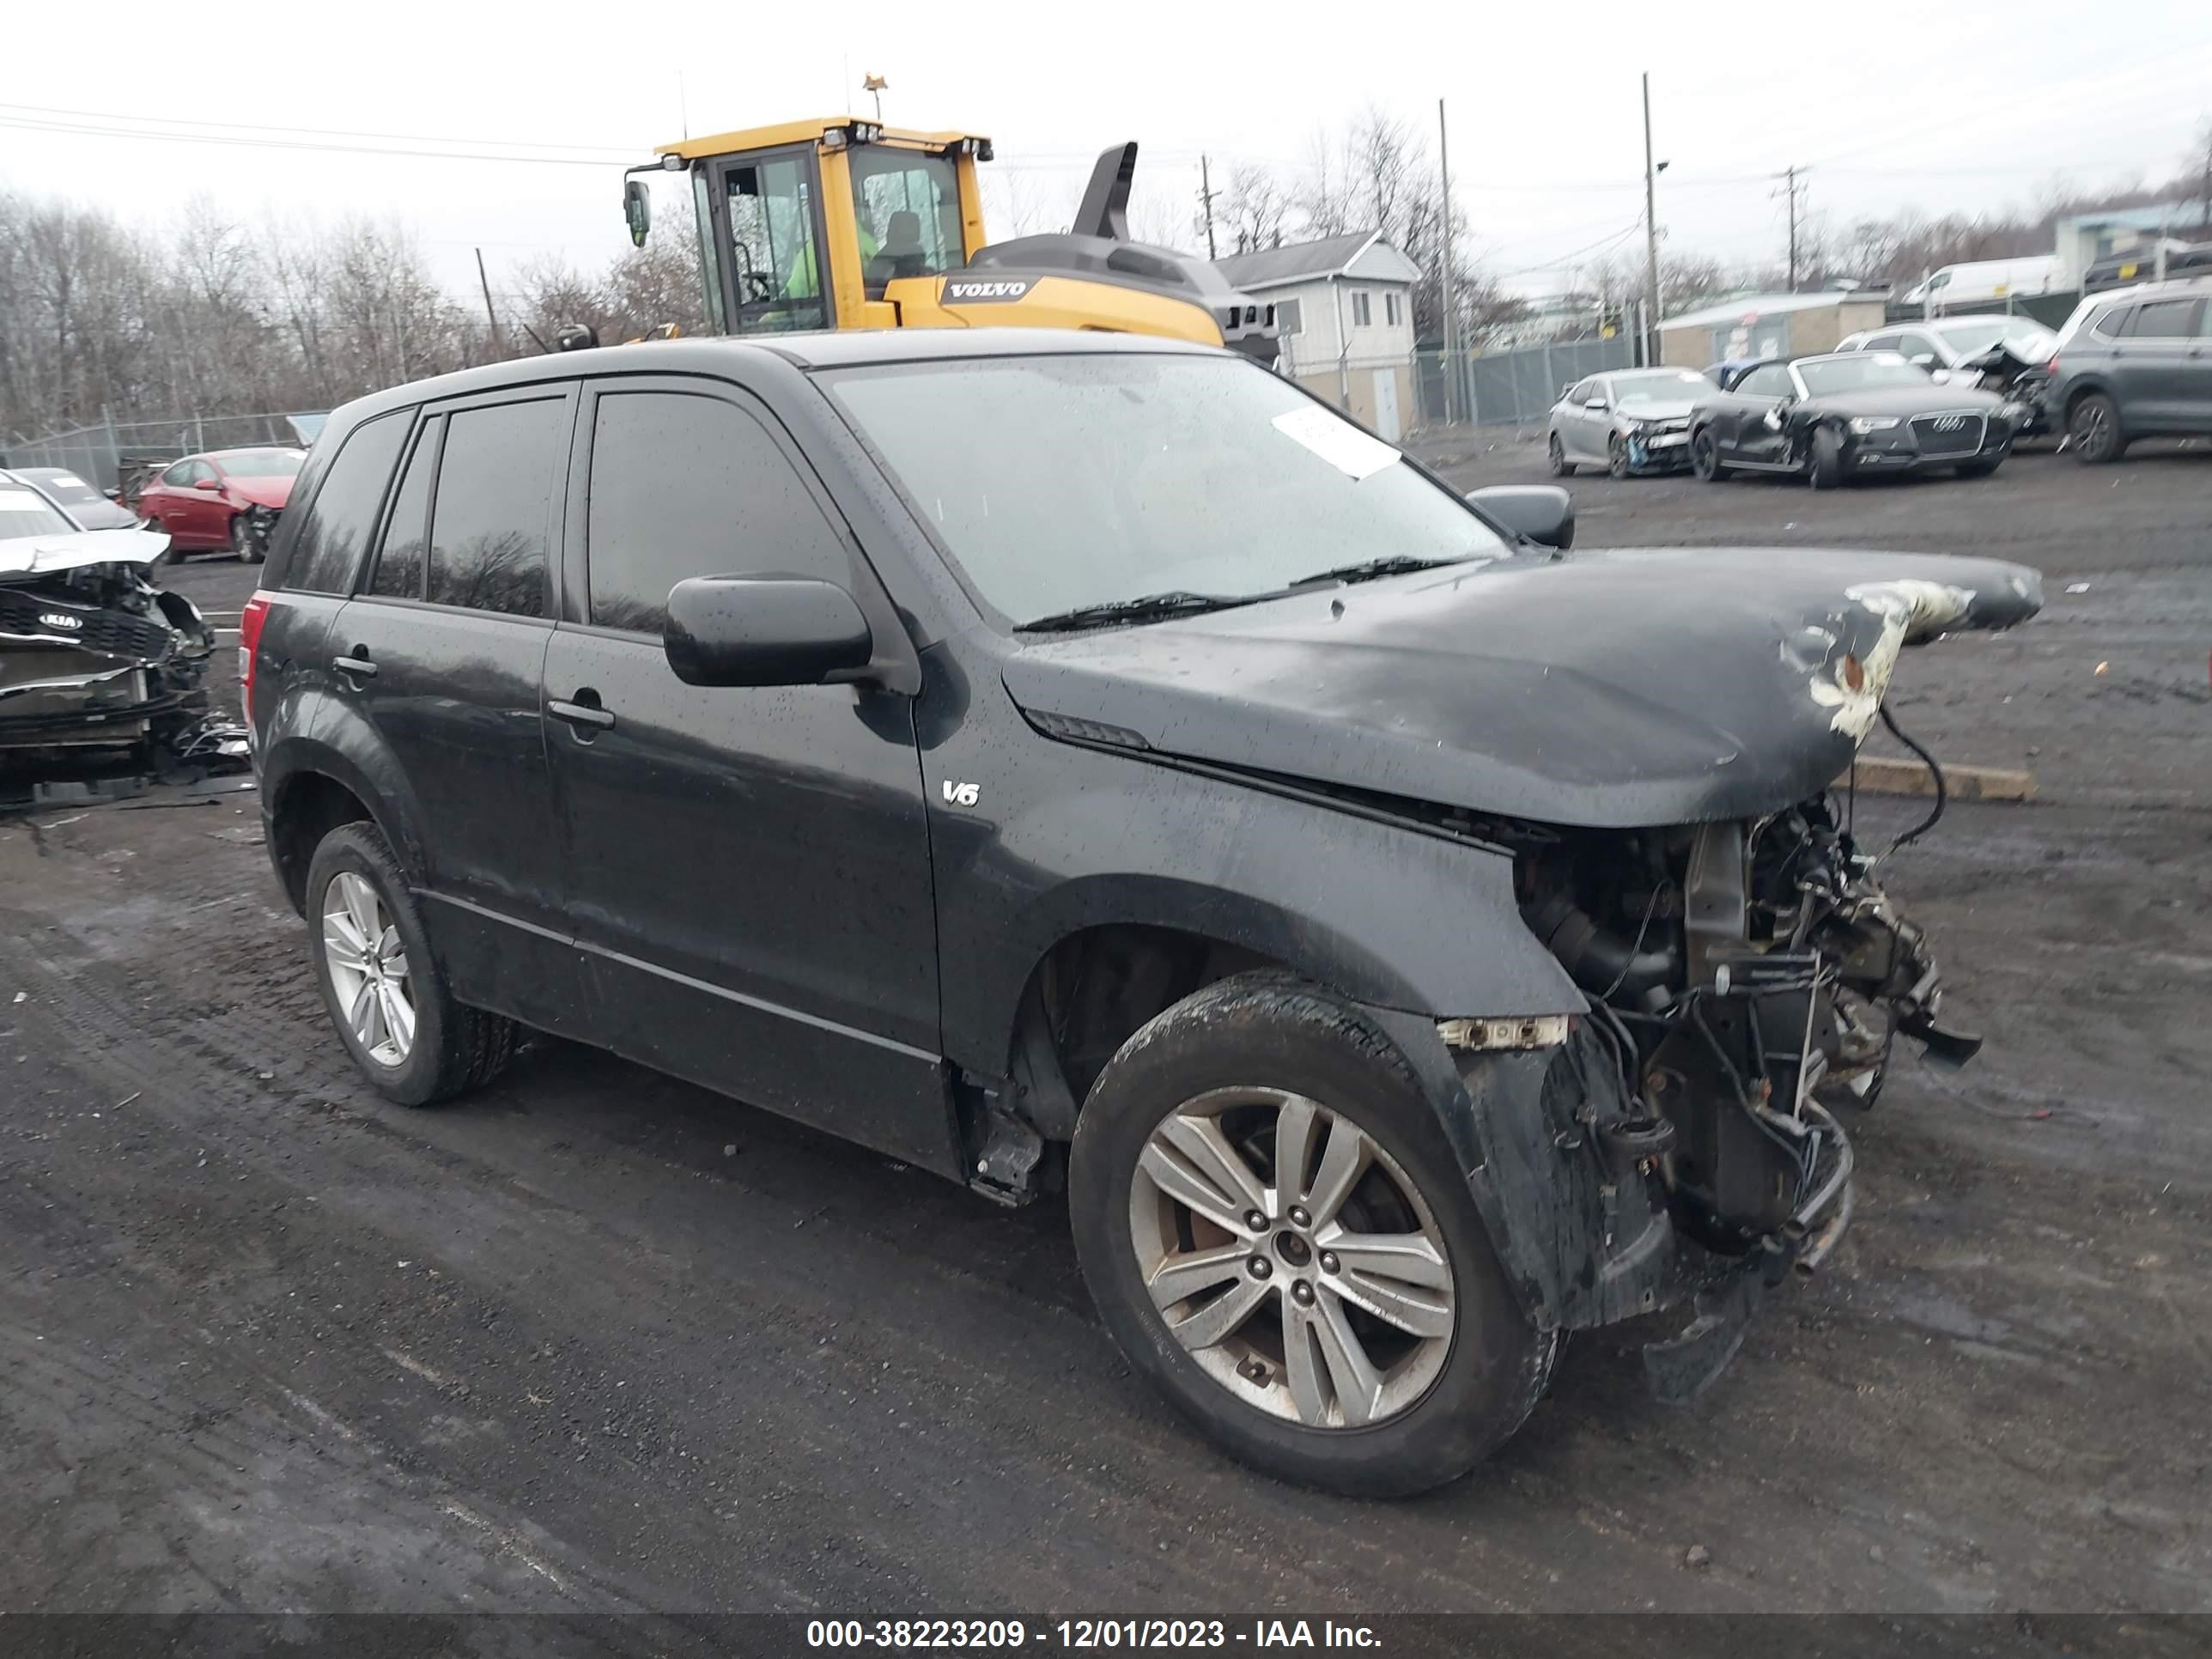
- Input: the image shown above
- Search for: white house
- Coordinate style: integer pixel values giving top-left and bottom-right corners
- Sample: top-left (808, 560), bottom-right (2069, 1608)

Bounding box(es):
top-left (1215, 231), bottom-right (1422, 441)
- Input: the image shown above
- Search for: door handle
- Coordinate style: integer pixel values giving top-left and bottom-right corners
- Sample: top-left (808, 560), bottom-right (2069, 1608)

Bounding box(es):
top-left (332, 651), bottom-right (376, 679)
top-left (548, 694), bottom-right (616, 732)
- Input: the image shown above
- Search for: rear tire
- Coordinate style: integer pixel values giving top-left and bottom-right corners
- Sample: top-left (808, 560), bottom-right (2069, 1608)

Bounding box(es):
top-left (1069, 973), bottom-right (1553, 1498)
top-left (2068, 392), bottom-right (2124, 464)
top-left (305, 821), bottom-right (519, 1108)
top-left (1808, 425), bottom-right (1847, 489)
top-left (1691, 428), bottom-right (1729, 481)
top-left (1547, 434), bottom-right (1575, 477)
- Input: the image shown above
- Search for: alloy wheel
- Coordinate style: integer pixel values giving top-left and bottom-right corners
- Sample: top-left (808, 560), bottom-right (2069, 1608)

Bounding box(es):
top-left (1127, 1086), bottom-right (1456, 1430)
top-left (322, 872), bottom-right (415, 1067)
top-left (2072, 398), bottom-right (2113, 460)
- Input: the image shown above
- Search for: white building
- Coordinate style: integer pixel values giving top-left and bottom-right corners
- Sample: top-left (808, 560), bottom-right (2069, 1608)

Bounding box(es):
top-left (1215, 231), bottom-right (1421, 440)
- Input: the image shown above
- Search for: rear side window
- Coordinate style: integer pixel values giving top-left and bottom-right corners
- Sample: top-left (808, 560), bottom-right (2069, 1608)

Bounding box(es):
top-left (283, 412), bottom-right (409, 595)
top-left (585, 388), bottom-right (849, 635)
top-left (425, 398), bottom-right (565, 619)
top-left (2127, 298), bottom-right (2199, 337)
top-left (367, 416), bottom-right (442, 600)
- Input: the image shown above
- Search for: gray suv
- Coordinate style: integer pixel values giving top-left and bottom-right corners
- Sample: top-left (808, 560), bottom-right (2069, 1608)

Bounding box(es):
top-left (2045, 277), bottom-right (2212, 462)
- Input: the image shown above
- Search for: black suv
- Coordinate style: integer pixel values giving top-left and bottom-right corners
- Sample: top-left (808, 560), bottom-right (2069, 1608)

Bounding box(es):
top-left (246, 331), bottom-right (2040, 1496)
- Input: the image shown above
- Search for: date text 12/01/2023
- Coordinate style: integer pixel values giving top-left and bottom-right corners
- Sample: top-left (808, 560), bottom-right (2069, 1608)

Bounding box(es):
top-left (804, 1620), bottom-right (1383, 1649)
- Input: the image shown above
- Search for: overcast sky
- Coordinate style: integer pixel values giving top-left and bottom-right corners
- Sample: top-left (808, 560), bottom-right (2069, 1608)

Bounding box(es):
top-left (7, 1), bottom-right (2210, 304)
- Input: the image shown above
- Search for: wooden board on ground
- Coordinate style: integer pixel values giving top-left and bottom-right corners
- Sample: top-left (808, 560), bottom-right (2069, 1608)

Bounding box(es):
top-left (1837, 757), bottom-right (2036, 801)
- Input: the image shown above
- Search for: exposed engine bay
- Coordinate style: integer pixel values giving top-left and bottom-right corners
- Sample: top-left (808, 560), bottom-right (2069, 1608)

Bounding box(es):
top-left (1510, 775), bottom-right (1974, 1389)
top-left (0, 530), bottom-right (245, 794)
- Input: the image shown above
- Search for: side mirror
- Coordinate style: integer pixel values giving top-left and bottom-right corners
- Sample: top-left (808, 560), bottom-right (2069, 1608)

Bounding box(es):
top-left (1929, 368), bottom-right (1953, 385)
top-left (1468, 484), bottom-right (1575, 550)
top-left (1909, 353), bottom-right (1936, 367)
top-left (1585, 398), bottom-right (1610, 413)
top-left (103, 487), bottom-right (123, 502)
top-left (664, 575), bottom-right (874, 688)
top-left (623, 178), bottom-right (653, 248)
top-left (193, 477), bottom-right (222, 490)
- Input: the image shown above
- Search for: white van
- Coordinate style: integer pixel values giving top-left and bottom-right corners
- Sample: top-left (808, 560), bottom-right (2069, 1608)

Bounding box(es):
top-left (1902, 256), bottom-right (2063, 312)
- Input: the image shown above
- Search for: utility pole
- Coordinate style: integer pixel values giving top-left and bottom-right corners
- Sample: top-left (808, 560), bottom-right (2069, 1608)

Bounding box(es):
top-left (1437, 98), bottom-right (1458, 424)
top-left (1198, 155), bottom-right (1218, 260)
top-left (1642, 73), bottom-right (1662, 368)
top-left (475, 248), bottom-right (503, 360)
top-left (1775, 166), bottom-right (1810, 291)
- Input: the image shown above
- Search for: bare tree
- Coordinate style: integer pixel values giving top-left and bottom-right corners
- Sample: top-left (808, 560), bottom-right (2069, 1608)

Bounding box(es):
top-left (1214, 164), bottom-right (1292, 254)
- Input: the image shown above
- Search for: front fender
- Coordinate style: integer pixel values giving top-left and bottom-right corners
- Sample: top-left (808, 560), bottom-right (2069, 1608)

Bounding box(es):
top-left (929, 720), bottom-right (1583, 1080)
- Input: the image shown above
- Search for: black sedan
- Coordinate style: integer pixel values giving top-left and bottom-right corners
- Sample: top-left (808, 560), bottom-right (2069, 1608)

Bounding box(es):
top-left (1689, 351), bottom-right (2022, 487)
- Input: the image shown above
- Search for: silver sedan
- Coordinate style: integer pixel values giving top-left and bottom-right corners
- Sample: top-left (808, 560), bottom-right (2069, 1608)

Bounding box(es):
top-left (1547, 368), bottom-right (1713, 478)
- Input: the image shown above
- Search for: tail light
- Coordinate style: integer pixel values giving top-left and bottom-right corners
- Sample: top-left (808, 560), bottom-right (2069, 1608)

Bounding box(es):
top-left (239, 591), bottom-right (273, 725)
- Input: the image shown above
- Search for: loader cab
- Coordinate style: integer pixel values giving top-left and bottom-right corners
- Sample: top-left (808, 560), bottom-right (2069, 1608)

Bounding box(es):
top-left (647, 118), bottom-right (992, 337)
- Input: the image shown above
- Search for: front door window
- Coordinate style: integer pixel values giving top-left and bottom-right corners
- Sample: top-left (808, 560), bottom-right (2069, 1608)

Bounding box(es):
top-left (723, 153), bottom-right (829, 333)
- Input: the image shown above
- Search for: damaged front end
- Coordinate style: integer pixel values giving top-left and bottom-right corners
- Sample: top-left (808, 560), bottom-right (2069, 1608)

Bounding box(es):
top-left (0, 533), bottom-right (239, 790)
top-left (1481, 792), bottom-right (1978, 1403)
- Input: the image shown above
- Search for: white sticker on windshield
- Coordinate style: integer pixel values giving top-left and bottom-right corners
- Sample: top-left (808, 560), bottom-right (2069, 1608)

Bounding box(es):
top-left (1271, 405), bottom-right (1400, 482)
top-left (53, 473), bottom-right (88, 488)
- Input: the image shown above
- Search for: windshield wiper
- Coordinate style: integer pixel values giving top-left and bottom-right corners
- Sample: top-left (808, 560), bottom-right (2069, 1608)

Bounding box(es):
top-left (1285, 554), bottom-right (1470, 588)
top-left (1016, 590), bottom-right (1245, 634)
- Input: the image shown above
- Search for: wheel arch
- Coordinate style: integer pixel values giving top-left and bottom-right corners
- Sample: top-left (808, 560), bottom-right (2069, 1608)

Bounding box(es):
top-left (261, 729), bottom-right (428, 915)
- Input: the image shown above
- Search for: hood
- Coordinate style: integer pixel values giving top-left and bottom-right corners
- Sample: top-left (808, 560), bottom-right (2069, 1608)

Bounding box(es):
top-left (226, 477), bottom-right (295, 509)
top-left (1613, 396), bottom-right (1702, 423)
top-left (0, 526), bottom-right (171, 578)
top-left (1002, 546), bottom-right (2042, 829)
top-left (1804, 382), bottom-right (2006, 417)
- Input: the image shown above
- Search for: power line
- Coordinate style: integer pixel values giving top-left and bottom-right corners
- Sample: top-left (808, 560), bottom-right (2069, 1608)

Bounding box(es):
top-left (0, 114), bottom-right (626, 167)
top-left (0, 100), bottom-right (637, 156)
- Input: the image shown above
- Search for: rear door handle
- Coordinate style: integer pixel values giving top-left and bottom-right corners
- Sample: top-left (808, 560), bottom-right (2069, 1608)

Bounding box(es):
top-left (332, 652), bottom-right (376, 678)
top-left (548, 696), bottom-right (616, 732)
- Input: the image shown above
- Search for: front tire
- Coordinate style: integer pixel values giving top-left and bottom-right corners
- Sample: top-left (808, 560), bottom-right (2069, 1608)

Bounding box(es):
top-left (229, 512), bottom-right (264, 564)
top-left (1808, 425), bottom-right (1847, 489)
top-left (2068, 392), bottom-right (2124, 464)
top-left (1547, 434), bottom-right (1575, 477)
top-left (305, 821), bottom-right (519, 1107)
top-left (1691, 428), bottom-right (1729, 481)
top-left (1068, 974), bottom-right (1553, 1498)
top-left (1607, 434), bottom-right (1631, 480)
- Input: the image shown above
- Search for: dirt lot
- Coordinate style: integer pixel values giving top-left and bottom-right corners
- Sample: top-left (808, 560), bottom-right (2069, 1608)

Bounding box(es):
top-left (3, 445), bottom-right (2208, 1621)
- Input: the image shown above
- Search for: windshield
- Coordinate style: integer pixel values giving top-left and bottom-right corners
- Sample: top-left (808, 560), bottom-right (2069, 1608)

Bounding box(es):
top-left (217, 448), bottom-right (305, 477)
top-left (1796, 354), bottom-right (1930, 395)
top-left (1931, 319), bottom-right (2057, 360)
top-left (1611, 369), bottom-right (1712, 407)
top-left (0, 483), bottom-right (78, 540)
top-left (826, 353), bottom-right (1511, 627)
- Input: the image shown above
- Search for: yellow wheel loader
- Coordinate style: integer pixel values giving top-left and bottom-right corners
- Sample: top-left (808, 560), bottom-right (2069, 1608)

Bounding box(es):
top-left (622, 118), bottom-right (1277, 362)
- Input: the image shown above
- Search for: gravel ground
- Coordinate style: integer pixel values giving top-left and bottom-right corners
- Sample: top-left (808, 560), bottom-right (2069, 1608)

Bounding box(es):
top-left (2, 443), bottom-right (2207, 1622)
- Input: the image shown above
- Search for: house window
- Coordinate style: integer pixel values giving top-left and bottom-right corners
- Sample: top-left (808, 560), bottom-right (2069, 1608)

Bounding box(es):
top-left (1386, 291), bottom-right (1402, 326)
top-left (1275, 296), bottom-right (1304, 337)
top-left (1352, 290), bottom-right (1371, 327)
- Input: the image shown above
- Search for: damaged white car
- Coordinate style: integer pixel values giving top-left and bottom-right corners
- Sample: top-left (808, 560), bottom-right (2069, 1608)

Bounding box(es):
top-left (1, 471), bottom-right (229, 775)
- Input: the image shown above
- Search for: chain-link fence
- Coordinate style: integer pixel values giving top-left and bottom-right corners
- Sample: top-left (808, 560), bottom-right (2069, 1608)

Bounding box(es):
top-left (2, 410), bottom-right (329, 495)
top-left (1415, 337), bottom-right (1638, 431)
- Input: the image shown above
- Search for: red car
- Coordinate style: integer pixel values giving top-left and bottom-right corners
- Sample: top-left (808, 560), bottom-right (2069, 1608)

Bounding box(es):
top-left (136, 447), bottom-right (306, 562)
